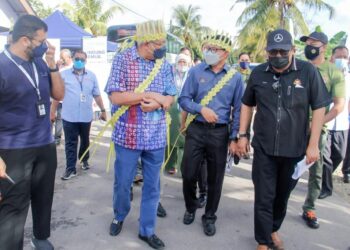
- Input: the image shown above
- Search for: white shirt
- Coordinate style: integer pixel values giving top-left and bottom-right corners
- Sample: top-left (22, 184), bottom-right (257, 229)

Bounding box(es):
top-left (326, 73), bottom-right (350, 131)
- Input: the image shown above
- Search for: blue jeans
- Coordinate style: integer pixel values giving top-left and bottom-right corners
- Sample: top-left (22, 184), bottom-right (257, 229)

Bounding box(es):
top-left (113, 144), bottom-right (164, 237)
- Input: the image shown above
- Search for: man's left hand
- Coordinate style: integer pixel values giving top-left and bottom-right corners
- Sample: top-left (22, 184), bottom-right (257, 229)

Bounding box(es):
top-left (229, 141), bottom-right (238, 156)
top-left (140, 97), bottom-right (161, 112)
top-left (306, 144), bottom-right (319, 164)
top-left (45, 40), bottom-right (56, 68)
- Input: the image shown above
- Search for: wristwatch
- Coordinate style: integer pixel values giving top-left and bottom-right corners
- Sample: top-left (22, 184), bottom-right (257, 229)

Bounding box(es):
top-left (237, 132), bottom-right (249, 139)
top-left (49, 66), bottom-right (59, 72)
top-left (101, 109), bottom-right (106, 112)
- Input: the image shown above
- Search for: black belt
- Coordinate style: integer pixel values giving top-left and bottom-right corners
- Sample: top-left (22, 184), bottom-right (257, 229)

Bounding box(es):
top-left (193, 120), bottom-right (227, 128)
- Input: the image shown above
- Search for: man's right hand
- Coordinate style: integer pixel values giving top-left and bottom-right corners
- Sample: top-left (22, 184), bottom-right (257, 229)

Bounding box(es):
top-left (50, 111), bottom-right (56, 123)
top-left (200, 107), bottom-right (218, 123)
top-left (0, 157), bottom-right (6, 179)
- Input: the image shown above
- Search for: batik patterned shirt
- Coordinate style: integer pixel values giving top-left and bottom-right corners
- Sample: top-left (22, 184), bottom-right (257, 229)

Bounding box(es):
top-left (105, 44), bottom-right (177, 150)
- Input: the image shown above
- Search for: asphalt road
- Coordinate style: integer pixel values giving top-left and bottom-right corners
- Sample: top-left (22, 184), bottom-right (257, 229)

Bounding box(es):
top-left (24, 121), bottom-right (350, 250)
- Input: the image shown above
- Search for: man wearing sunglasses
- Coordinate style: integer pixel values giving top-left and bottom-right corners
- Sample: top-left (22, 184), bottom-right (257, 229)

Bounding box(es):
top-left (237, 29), bottom-right (331, 250)
top-left (52, 50), bottom-right (107, 181)
top-left (0, 15), bottom-right (64, 250)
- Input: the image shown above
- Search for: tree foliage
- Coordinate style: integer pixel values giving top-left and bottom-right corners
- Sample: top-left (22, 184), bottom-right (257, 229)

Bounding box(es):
top-left (61, 0), bottom-right (123, 36)
top-left (28, 0), bottom-right (55, 18)
top-left (170, 4), bottom-right (213, 59)
top-left (232, 0), bottom-right (335, 62)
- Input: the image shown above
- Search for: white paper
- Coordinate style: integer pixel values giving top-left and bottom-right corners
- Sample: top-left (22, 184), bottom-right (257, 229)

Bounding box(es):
top-left (292, 157), bottom-right (314, 180)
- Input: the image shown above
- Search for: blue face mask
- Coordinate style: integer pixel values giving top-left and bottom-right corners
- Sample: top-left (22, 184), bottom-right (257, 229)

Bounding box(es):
top-left (334, 58), bottom-right (348, 72)
top-left (153, 46), bottom-right (166, 59)
top-left (239, 61), bottom-right (250, 70)
top-left (32, 42), bottom-right (48, 58)
top-left (73, 59), bottom-right (85, 70)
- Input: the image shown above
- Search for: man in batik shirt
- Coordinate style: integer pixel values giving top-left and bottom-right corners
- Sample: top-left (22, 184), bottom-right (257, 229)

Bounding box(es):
top-left (105, 20), bottom-right (176, 249)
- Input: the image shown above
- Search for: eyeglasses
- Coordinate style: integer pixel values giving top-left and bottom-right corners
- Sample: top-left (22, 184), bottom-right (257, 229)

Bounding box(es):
top-left (26, 36), bottom-right (46, 45)
top-left (203, 47), bottom-right (224, 53)
top-left (74, 58), bottom-right (86, 62)
top-left (268, 49), bottom-right (290, 57)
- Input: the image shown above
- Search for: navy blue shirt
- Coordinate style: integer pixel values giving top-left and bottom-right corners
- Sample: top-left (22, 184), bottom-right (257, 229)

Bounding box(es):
top-left (0, 49), bottom-right (53, 149)
top-left (179, 62), bottom-right (244, 139)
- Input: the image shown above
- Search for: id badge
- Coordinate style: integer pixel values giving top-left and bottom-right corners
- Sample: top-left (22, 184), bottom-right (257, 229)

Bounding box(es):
top-left (80, 93), bottom-right (86, 102)
top-left (36, 100), bottom-right (46, 117)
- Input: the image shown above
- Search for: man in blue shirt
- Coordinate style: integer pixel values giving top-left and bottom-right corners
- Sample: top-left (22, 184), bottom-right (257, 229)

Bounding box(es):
top-left (0, 15), bottom-right (64, 250)
top-left (52, 50), bottom-right (106, 180)
top-left (179, 33), bottom-right (244, 236)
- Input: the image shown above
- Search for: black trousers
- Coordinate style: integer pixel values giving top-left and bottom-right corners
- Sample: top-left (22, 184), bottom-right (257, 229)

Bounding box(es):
top-left (63, 120), bottom-right (91, 171)
top-left (252, 146), bottom-right (302, 246)
top-left (0, 143), bottom-right (57, 250)
top-left (342, 127), bottom-right (350, 175)
top-left (181, 122), bottom-right (228, 220)
top-left (198, 159), bottom-right (208, 195)
top-left (322, 130), bottom-right (348, 194)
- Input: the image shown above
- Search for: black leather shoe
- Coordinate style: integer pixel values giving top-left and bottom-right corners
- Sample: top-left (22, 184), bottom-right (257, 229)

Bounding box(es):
top-left (109, 220), bottom-right (123, 236)
top-left (318, 191), bottom-right (332, 199)
top-left (201, 215), bottom-right (216, 236)
top-left (138, 234), bottom-right (165, 249)
top-left (198, 194), bottom-right (207, 208)
top-left (344, 174), bottom-right (350, 183)
top-left (157, 202), bottom-right (167, 218)
top-left (183, 211), bottom-right (195, 225)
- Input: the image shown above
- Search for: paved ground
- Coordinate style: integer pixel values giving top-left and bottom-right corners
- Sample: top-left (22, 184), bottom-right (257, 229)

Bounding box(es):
top-left (24, 121), bottom-right (350, 250)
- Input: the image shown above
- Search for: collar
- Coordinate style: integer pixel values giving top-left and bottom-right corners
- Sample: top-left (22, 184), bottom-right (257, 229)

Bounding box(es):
top-left (265, 56), bottom-right (298, 73)
top-left (131, 43), bottom-right (142, 60)
top-left (204, 63), bottom-right (230, 73)
top-left (239, 68), bottom-right (251, 75)
top-left (72, 68), bottom-right (87, 75)
top-left (6, 46), bottom-right (30, 65)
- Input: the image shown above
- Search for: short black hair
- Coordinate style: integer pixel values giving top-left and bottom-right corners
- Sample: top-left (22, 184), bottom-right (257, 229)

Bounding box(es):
top-left (73, 49), bottom-right (87, 58)
top-left (332, 45), bottom-right (349, 55)
top-left (12, 15), bottom-right (48, 42)
top-left (238, 52), bottom-right (250, 59)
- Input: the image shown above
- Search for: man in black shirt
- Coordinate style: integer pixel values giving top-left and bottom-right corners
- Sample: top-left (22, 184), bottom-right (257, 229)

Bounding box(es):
top-left (237, 29), bottom-right (331, 250)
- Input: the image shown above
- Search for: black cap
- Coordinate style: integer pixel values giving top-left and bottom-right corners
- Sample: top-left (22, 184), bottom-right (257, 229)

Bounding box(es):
top-left (266, 29), bottom-right (293, 51)
top-left (300, 31), bottom-right (328, 45)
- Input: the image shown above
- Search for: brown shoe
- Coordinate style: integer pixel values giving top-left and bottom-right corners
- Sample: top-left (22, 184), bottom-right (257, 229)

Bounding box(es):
top-left (271, 232), bottom-right (284, 250)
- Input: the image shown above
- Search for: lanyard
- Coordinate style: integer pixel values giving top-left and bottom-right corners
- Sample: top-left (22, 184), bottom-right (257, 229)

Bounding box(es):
top-left (74, 72), bottom-right (85, 92)
top-left (4, 49), bottom-right (41, 100)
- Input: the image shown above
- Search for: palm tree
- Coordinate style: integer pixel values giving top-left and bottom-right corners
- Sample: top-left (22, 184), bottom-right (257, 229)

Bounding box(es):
top-left (170, 4), bottom-right (212, 58)
top-left (232, 0), bottom-right (335, 61)
top-left (61, 0), bottom-right (123, 36)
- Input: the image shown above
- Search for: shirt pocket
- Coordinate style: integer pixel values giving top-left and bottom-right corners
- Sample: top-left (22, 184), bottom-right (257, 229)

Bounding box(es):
top-left (284, 84), bottom-right (307, 109)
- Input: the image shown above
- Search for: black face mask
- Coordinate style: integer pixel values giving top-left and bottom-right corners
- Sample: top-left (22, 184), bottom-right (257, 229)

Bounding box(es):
top-left (304, 45), bottom-right (320, 61)
top-left (269, 56), bottom-right (290, 69)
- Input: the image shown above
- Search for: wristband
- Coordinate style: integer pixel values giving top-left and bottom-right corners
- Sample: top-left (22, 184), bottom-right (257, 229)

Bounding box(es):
top-left (49, 66), bottom-right (59, 72)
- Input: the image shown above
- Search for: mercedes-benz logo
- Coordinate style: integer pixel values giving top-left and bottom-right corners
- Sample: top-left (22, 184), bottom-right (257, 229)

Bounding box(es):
top-left (274, 34), bottom-right (283, 43)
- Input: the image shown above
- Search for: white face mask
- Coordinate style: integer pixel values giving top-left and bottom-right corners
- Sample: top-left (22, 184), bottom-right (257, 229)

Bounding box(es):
top-left (177, 65), bottom-right (189, 73)
top-left (335, 58), bottom-right (348, 72)
top-left (203, 51), bottom-right (220, 66)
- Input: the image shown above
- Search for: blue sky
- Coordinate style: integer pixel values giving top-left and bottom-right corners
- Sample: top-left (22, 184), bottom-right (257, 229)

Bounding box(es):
top-left (48, 0), bottom-right (349, 39)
